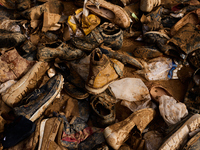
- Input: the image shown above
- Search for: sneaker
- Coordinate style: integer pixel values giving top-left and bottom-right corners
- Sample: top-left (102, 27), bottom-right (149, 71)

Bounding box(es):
top-left (2, 115), bottom-right (36, 149)
top-left (143, 31), bottom-right (176, 56)
top-left (168, 23), bottom-right (200, 58)
top-left (38, 117), bottom-right (63, 150)
top-left (90, 89), bottom-right (117, 127)
top-left (133, 46), bottom-right (163, 59)
top-left (1, 61), bottom-right (49, 107)
top-left (159, 114), bottom-right (200, 150)
top-left (184, 68), bottom-right (200, 114)
top-left (85, 48), bottom-right (124, 94)
top-left (54, 62), bottom-right (89, 100)
top-left (104, 108), bottom-right (156, 149)
top-left (85, 0), bottom-right (130, 28)
top-left (100, 45), bottom-right (143, 69)
top-left (37, 42), bottom-right (84, 62)
top-left (14, 74), bottom-right (64, 122)
top-left (182, 130), bottom-right (200, 150)
top-left (140, 0), bottom-right (161, 12)
top-left (71, 24), bottom-right (123, 51)
top-left (170, 8), bottom-right (200, 36)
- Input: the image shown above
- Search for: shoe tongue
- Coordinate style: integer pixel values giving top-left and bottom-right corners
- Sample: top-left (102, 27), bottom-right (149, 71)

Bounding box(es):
top-left (94, 51), bottom-right (102, 61)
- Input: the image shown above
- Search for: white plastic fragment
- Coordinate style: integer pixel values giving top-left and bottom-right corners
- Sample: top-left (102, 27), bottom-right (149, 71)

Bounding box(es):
top-left (159, 95), bottom-right (188, 126)
top-left (47, 68), bottom-right (56, 78)
top-left (136, 57), bottom-right (173, 81)
top-left (109, 78), bottom-right (151, 102)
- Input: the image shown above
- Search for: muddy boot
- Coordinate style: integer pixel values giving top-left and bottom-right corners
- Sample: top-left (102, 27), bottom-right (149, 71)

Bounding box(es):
top-left (85, 48), bottom-right (124, 94)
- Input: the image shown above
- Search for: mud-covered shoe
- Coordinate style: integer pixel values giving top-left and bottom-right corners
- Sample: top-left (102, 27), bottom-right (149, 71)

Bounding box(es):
top-left (144, 31), bottom-right (170, 46)
top-left (168, 23), bottom-right (200, 59)
top-left (0, 48), bottom-right (35, 83)
top-left (1, 61), bottom-right (49, 108)
top-left (140, 0), bottom-right (161, 12)
top-left (182, 131), bottom-right (200, 150)
top-left (170, 8), bottom-right (200, 36)
top-left (38, 117), bottom-right (63, 150)
top-left (63, 82), bottom-right (89, 100)
top-left (184, 68), bottom-right (200, 114)
top-left (0, 0), bottom-right (15, 9)
top-left (85, 0), bottom-right (130, 28)
top-left (16, 0), bottom-right (31, 11)
top-left (100, 22), bottom-right (123, 50)
top-left (100, 45), bottom-right (143, 69)
top-left (37, 42), bottom-right (84, 62)
top-left (71, 24), bottom-right (123, 51)
top-left (143, 31), bottom-right (177, 56)
top-left (54, 62), bottom-right (89, 100)
top-left (159, 114), bottom-right (200, 150)
top-left (188, 49), bottom-right (200, 68)
top-left (85, 48), bottom-right (124, 94)
top-left (14, 74), bottom-right (64, 122)
top-left (133, 46), bottom-right (163, 59)
top-left (0, 32), bottom-right (26, 48)
top-left (90, 88), bottom-right (117, 127)
top-left (104, 108), bottom-right (155, 149)
top-left (2, 115), bottom-right (36, 149)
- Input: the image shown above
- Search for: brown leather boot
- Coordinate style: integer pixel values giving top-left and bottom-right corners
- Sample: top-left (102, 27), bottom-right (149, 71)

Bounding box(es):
top-left (85, 48), bottom-right (124, 94)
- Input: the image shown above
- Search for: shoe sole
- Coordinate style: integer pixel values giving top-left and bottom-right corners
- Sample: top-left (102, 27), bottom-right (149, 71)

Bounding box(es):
top-left (144, 31), bottom-right (170, 40)
top-left (38, 119), bottom-right (48, 150)
top-left (29, 74), bottom-right (64, 121)
top-left (2, 62), bottom-right (49, 107)
top-left (159, 114), bottom-right (200, 150)
top-left (85, 80), bottom-right (115, 95)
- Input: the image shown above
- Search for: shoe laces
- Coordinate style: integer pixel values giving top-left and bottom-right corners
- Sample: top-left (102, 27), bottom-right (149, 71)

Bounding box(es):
top-left (89, 0), bottom-right (100, 9)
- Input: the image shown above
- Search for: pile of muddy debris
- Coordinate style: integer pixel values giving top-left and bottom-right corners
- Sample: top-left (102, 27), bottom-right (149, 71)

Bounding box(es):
top-left (0, 0), bottom-right (200, 149)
